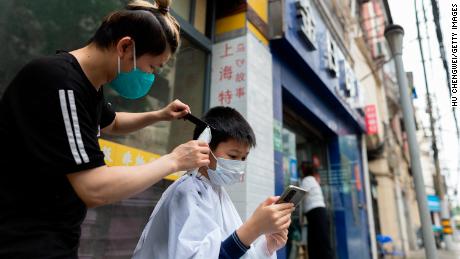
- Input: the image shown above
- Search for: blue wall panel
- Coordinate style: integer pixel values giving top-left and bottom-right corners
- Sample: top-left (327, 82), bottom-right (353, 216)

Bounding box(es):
top-left (328, 138), bottom-right (349, 259)
top-left (273, 38), bottom-right (287, 259)
top-left (338, 135), bottom-right (371, 259)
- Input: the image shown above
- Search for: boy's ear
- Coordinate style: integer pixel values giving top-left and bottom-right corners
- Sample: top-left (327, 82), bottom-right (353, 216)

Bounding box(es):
top-left (208, 152), bottom-right (217, 170)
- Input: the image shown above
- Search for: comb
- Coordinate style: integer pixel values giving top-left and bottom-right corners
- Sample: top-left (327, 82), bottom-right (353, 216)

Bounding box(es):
top-left (183, 113), bottom-right (208, 129)
top-left (183, 113), bottom-right (219, 136)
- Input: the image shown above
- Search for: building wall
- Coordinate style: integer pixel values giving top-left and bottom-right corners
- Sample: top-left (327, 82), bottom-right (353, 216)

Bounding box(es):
top-left (375, 175), bottom-right (403, 250)
top-left (398, 157), bottom-right (420, 250)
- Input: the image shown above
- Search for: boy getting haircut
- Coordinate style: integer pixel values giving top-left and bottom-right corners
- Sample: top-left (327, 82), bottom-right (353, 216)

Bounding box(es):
top-left (133, 106), bottom-right (292, 259)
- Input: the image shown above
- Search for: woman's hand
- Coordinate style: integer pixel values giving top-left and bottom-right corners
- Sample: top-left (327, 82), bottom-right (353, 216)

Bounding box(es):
top-left (236, 196), bottom-right (293, 246)
top-left (265, 229), bottom-right (288, 255)
top-left (158, 99), bottom-right (190, 121)
top-left (168, 140), bottom-right (210, 171)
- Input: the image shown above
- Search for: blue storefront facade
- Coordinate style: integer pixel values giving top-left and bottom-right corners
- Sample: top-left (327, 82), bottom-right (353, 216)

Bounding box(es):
top-left (270, 0), bottom-right (371, 258)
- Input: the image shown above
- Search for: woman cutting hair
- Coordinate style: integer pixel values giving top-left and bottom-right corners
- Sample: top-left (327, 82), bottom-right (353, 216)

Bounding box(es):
top-left (0, 1), bottom-right (210, 258)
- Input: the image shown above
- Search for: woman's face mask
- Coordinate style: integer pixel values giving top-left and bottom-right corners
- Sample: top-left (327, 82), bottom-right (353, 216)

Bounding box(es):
top-left (108, 41), bottom-right (155, 99)
top-left (207, 151), bottom-right (247, 186)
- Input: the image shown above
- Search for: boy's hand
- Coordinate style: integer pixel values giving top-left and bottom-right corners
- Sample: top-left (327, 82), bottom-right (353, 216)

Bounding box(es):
top-left (251, 196), bottom-right (293, 235)
top-left (265, 229), bottom-right (288, 255)
top-left (236, 196), bottom-right (293, 247)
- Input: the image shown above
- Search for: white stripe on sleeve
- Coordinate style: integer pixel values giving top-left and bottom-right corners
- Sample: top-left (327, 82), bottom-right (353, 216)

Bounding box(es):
top-left (67, 90), bottom-right (90, 163)
top-left (58, 90), bottom-right (82, 165)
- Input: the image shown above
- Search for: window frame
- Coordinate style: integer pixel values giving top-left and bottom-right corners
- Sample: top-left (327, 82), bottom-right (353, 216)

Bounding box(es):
top-left (171, 0), bottom-right (215, 112)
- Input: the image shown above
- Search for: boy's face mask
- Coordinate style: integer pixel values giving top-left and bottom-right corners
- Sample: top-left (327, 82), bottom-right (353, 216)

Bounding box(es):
top-left (207, 151), bottom-right (246, 186)
top-left (108, 41), bottom-right (155, 99)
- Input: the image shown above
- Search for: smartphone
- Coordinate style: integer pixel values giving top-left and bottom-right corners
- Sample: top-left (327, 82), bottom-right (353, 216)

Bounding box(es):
top-left (275, 185), bottom-right (307, 206)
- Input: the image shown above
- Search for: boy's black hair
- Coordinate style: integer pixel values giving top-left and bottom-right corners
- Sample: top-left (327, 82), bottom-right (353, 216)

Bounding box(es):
top-left (193, 106), bottom-right (256, 150)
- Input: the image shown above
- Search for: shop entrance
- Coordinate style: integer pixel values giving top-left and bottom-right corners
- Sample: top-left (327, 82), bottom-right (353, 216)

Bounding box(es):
top-left (282, 105), bottom-right (336, 258)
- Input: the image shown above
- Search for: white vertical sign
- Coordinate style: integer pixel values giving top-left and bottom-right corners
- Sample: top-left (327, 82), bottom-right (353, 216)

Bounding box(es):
top-left (210, 35), bottom-right (248, 114)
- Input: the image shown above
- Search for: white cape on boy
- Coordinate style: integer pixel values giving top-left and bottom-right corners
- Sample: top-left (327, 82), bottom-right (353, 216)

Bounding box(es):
top-left (132, 128), bottom-right (275, 259)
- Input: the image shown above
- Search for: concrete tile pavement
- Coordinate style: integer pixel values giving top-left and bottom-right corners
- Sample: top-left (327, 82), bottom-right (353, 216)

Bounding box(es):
top-left (406, 247), bottom-right (460, 259)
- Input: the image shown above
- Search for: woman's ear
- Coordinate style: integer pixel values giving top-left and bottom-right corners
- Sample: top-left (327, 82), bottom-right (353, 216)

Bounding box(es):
top-left (115, 36), bottom-right (134, 59)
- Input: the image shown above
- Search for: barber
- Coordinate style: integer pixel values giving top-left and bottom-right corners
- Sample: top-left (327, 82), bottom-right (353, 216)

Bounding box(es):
top-left (0, 0), bottom-right (209, 258)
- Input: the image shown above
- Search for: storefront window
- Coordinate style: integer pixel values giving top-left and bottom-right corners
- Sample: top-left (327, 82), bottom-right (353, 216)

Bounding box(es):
top-left (0, 0), bottom-right (127, 97)
top-left (0, 0), bottom-right (209, 98)
top-left (171, 0), bottom-right (208, 34)
top-left (194, 0), bottom-right (208, 34)
top-left (172, 0), bottom-right (192, 21)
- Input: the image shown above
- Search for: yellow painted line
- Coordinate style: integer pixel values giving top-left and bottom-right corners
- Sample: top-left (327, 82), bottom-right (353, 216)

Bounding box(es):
top-left (216, 12), bottom-right (246, 35)
top-left (248, 0), bottom-right (268, 22)
top-left (248, 21), bottom-right (269, 45)
top-left (99, 139), bottom-right (179, 181)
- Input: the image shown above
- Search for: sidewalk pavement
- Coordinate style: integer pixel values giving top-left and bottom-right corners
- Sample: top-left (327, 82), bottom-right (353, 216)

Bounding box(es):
top-left (406, 247), bottom-right (460, 259)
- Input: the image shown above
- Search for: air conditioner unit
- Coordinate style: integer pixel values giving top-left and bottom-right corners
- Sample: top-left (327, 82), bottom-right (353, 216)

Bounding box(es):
top-left (295, 0), bottom-right (316, 50)
top-left (324, 33), bottom-right (338, 77)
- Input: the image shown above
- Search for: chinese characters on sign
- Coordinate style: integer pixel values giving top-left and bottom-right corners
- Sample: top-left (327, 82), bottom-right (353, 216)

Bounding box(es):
top-left (364, 104), bottom-right (378, 135)
top-left (211, 37), bottom-right (247, 109)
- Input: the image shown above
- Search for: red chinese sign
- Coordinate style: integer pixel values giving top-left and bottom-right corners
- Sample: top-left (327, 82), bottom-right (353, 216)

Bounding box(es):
top-left (364, 104), bottom-right (378, 135)
top-left (211, 36), bottom-right (247, 108)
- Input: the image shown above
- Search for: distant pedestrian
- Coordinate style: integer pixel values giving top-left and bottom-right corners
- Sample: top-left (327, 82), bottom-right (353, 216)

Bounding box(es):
top-left (300, 162), bottom-right (333, 259)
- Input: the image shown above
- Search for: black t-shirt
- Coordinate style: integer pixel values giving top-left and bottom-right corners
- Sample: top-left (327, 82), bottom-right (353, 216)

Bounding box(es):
top-left (0, 52), bottom-right (116, 258)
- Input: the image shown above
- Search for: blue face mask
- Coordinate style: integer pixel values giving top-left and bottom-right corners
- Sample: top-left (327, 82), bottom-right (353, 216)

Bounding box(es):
top-left (108, 43), bottom-right (155, 99)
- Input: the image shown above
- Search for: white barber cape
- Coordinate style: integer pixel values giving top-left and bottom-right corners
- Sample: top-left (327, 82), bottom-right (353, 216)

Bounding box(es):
top-left (132, 172), bottom-right (275, 259)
